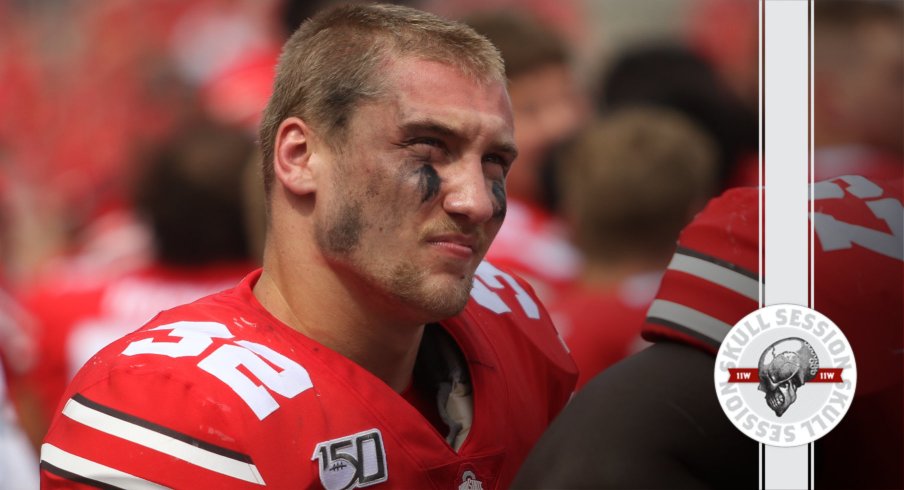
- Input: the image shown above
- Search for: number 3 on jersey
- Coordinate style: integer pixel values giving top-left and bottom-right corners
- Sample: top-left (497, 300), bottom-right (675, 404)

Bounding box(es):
top-left (122, 321), bottom-right (313, 420)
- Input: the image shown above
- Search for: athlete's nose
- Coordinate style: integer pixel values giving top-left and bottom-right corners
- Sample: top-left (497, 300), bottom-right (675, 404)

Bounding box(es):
top-left (442, 158), bottom-right (495, 225)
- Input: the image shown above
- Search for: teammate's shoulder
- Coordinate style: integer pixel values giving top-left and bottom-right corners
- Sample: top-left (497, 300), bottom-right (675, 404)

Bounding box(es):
top-left (642, 174), bottom-right (902, 354)
top-left (681, 185), bottom-right (758, 247)
top-left (642, 186), bottom-right (760, 354)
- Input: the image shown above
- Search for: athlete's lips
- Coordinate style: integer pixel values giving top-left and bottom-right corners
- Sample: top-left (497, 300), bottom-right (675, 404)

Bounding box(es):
top-left (425, 234), bottom-right (478, 258)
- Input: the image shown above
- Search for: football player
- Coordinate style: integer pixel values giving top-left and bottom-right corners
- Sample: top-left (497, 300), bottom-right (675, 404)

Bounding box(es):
top-left (722, 0), bottom-right (903, 187)
top-left (514, 175), bottom-right (902, 488)
top-left (550, 107), bottom-right (718, 389)
top-left (41, 4), bottom-right (577, 489)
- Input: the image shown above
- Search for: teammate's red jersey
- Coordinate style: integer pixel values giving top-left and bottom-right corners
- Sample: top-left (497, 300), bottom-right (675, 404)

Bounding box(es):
top-left (643, 175), bottom-right (902, 388)
top-left (641, 183), bottom-right (760, 353)
top-left (551, 274), bottom-right (657, 389)
top-left (18, 263), bottom-right (252, 426)
top-left (40, 262), bottom-right (577, 489)
top-left (641, 175), bottom-right (902, 488)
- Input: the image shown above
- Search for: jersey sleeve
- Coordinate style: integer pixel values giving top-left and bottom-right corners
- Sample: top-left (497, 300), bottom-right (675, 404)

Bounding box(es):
top-left (38, 302), bottom-right (324, 490)
top-left (642, 175), bottom-right (903, 371)
top-left (40, 357), bottom-right (267, 489)
top-left (642, 187), bottom-right (761, 354)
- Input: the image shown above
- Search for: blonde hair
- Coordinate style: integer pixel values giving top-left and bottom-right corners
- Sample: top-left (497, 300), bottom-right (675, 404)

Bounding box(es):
top-left (258, 3), bottom-right (505, 197)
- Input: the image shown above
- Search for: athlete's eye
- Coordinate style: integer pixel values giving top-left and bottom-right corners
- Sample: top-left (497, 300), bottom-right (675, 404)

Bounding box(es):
top-left (401, 137), bottom-right (449, 164)
top-left (407, 137), bottom-right (446, 151)
top-left (483, 153), bottom-right (512, 177)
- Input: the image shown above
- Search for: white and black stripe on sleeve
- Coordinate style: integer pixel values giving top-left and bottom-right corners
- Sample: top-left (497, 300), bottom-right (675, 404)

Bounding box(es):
top-left (41, 394), bottom-right (266, 487)
top-left (646, 246), bottom-right (760, 349)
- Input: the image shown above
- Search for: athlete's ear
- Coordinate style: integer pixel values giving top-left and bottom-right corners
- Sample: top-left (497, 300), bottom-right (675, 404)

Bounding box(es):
top-left (273, 117), bottom-right (326, 196)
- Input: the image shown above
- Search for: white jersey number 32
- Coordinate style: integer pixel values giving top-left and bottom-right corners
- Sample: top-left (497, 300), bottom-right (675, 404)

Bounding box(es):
top-left (123, 321), bottom-right (313, 420)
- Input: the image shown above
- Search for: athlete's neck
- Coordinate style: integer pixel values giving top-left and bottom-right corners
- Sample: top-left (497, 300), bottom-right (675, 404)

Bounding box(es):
top-left (253, 257), bottom-right (423, 394)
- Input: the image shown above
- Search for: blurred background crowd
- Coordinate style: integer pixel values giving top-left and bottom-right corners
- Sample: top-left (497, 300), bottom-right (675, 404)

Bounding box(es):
top-left (0, 0), bottom-right (899, 486)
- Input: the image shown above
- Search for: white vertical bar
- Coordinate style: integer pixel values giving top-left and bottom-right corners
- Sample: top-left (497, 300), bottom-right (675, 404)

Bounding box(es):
top-left (763, 1), bottom-right (810, 489)
top-left (808, 0), bottom-right (816, 484)
top-left (765, 0), bottom-right (809, 308)
top-left (758, 3), bottom-right (765, 487)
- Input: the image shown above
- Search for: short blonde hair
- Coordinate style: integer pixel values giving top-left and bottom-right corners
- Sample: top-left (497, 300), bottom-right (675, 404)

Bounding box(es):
top-left (259, 3), bottom-right (505, 198)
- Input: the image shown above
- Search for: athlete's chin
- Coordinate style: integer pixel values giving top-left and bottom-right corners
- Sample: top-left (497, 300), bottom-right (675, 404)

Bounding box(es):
top-left (433, 277), bottom-right (475, 313)
top-left (406, 276), bottom-right (474, 321)
top-left (386, 260), bottom-right (475, 321)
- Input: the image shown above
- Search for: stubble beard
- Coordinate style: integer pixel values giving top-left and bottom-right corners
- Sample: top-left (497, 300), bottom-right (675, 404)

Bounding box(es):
top-left (387, 260), bottom-right (475, 320)
top-left (316, 197), bottom-right (476, 322)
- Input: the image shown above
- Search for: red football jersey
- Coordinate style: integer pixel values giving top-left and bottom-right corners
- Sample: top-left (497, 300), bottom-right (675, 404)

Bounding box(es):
top-left (641, 175), bottom-right (903, 487)
top-left (19, 263), bottom-right (252, 426)
top-left (642, 175), bottom-right (902, 394)
top-left (40, 262), bottom-right (577, 489)
top-left (641, 183), bottom-right (760, 353)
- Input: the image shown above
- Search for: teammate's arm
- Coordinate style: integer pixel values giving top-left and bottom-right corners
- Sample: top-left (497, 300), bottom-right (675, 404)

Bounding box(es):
top-left (512, 342), bottom-right (757, 489)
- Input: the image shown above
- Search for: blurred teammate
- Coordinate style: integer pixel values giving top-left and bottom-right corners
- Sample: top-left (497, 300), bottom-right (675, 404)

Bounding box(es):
top-left (551, 108), bottom-right (717, 389)
top-left (514, 175), bottom-right (902, 488)
top-left (468, 12), bottom-right (589, 302)
top-left (16, 118), bottom-right (255, 447)
top-left (723, 0), bottom-right (902, 186)
top-left (40, 5), bottom-right (576, 488)
top-left (812, 0), bottom-right (902, 181)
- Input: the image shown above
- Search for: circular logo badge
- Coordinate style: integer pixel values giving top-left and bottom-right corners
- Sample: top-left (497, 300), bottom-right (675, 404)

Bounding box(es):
top-left (713, 304), bottom-right (857, 447)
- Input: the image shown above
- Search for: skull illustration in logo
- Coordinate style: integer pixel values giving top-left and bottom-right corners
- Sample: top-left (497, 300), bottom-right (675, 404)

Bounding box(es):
top-left (757, 338), bottom-right (819, 417)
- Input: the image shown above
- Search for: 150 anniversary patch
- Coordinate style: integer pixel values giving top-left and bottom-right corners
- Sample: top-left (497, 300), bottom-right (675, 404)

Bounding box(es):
top-left (714, 304), bottom-right (857, 447)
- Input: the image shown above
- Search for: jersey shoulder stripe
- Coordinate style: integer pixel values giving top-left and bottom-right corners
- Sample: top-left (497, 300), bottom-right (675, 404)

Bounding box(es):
top-left (41, 444), bottom-right (168, 490)
top-left (672, 246), bottom-right (759, 300)
top-left (50, 393), bottom-right (264, 485)
top-left (646, 300), bottom-right (732, 349)
top-left (644, 242), bottom-right (761, 350)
